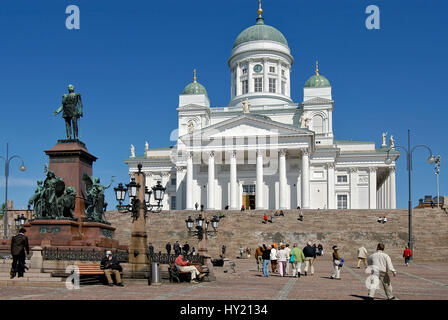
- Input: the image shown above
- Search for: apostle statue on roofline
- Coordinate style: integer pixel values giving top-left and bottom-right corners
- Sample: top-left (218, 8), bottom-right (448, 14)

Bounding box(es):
top-left (381, 132), bottom-right (388, 148)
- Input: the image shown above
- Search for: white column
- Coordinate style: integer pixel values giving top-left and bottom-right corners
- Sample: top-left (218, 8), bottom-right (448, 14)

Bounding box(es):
top-left (390, 168), bottom-right (396, 209)
top-left (385, 173), bottom-right (390, 209)
top-left (145, 173), bottom-right (153, 193)
top-left (207, 151), bottom-right (215, 210)
top-left (277, 60), bottom-right (281, 94)
top-left (327, 163), bottom-right (335, 209)
top-left (369, 167), bottom-right (377, 209)
top-left (248, 59), bottom-right (253, 94)
top-left (176, 166), bottom-right (185, 210)
top-left (186, 152), bottom-right (193, 210)
top-left (230, 151), bottom-right (238, 210)
top-left (236, 62), bottom-right (241, 96)
top-left (350, 168), bottom-right (358, 209)
top-left (301, 149), bottom-right (310, 209)
top-left (256, 150), bottom-right (264, 209)
top-left (279, 149), bottom-right (287, 209)
top-left (161, 172), bottom-right (170, 210)
top-left (297, 169), bottom-right (302, 208)
top-left (263, 58), bottom-right (268, 92)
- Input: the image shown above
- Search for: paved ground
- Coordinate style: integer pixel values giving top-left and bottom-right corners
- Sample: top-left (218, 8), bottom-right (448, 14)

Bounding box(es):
top-left (1, 257), bottom-right (447, 301)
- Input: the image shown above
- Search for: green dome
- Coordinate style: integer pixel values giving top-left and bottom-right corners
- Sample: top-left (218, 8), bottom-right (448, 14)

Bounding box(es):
top-left (182, 80), bottom-right (208, 95)
top-left (304, 74), bottom-right (331, 88)
top-left (233, 18), bottom-right (288, 48)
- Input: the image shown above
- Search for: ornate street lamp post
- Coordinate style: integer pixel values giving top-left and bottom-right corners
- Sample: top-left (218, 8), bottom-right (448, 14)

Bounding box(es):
top-left (114, 163), bottom-right (166, 278)
top-left (185, 213), bottom-right (219, 260)
top-left (1, 143), bottom-right (26, 239)
top-left (386, 130), bottom-right (435, 260)
top-left (434, 155), bottom-right (441, 208)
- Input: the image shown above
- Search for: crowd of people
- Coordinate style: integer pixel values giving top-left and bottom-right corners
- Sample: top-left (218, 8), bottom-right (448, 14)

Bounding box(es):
top-left (251, 241), bottom-right (404, 300)
top-left (164, 241), bottom-right (197, 256)
top-left (254, 241), bottom-right (324, 278)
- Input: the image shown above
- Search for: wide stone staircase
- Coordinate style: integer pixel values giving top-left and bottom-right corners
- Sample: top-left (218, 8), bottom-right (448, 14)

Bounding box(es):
top-left (107, 208), bottom-right (448, 262)
top-left (0, 260), bottom-right (66, 287)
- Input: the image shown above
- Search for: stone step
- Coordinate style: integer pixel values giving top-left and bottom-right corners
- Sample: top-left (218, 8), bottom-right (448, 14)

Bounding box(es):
top-left (0, 280), bottom-right (67, 288)
top-left (0, 267), bottom-right (44, 273)
top-left (0, 272), bottom-right (52, 278)
top-left (0, 276), bottom-right (64, 282)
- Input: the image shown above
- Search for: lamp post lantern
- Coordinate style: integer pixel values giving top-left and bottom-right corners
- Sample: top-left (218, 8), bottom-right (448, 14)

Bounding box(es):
top-left (14, 214), bottom-right (27, 232)
top-left (1, 143), bottom-right (26, 239)
top-left (386, 130), bottom-right (435, 260)
top-left (185, 213), bottom-right (219, 256)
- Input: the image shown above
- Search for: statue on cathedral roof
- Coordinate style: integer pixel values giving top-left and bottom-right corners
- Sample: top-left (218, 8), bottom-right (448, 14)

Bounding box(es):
top-left (242, 98), bottom-right (251, 114)
top-left (300, 113), bottom-right (310, 128)
top-left (389, 135), bottom-right (395, 149)
top-left (382, 132), bottom-right (388, 148)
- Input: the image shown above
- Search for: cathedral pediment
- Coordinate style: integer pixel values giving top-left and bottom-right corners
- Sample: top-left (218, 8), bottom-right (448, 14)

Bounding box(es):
top-left (179, 114), bottom-right (312, 142)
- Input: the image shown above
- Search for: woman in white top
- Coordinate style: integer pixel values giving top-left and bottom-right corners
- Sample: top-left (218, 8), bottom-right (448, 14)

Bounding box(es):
top-left (270, 245), bottom-right (278, 273)
top-left (277, 245), bottom-right (289, 277)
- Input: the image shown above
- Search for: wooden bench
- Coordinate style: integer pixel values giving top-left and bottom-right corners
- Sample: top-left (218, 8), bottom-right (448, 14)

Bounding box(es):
top-left (169, 263), bottom-right (209, 283)
top-left (73, 263), bottom-right (123, 285)
top-left (75, 263), bottom-right (105, 276)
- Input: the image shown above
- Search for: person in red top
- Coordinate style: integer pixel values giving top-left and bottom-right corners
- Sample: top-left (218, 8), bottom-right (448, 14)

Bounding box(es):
top-left (263, 214), bottom-right (268, 223)
top-left (403, 245), bottom-right (412, 266)
top-left (174, 254), bottom-right (204, 284)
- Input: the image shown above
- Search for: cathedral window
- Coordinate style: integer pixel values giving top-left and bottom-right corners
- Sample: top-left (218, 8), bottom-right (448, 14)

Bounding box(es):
top-left (269, 78), bottom-right (276, 93)
top-left (242, 80), bottom-right (248, 94)
top-left (170, 196), bottom-right (176, 210)
top-left (312, 115), bottom-right (324, 133)
top-left (281, 81), bottom-right (286, 94)
top-left (242, 67), bottom-right (248, 75)
top-left (337, 175), bottom-right (348, 183)
top-left (337, 195), bottom-right (348, 209)
top-left (254, 78), bottom-right (263, 92)
top-left (269, 66), bottom-right (275, 73)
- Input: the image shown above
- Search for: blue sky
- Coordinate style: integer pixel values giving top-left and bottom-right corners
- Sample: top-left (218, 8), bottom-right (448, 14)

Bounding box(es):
top-left (0, 0), bottom-right (446, 210)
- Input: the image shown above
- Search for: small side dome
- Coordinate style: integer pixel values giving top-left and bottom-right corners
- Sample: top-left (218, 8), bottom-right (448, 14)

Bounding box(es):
top-left (182, 69), bottom-right (208, 95)
top-left (304, 61), bottom-right (331, 88)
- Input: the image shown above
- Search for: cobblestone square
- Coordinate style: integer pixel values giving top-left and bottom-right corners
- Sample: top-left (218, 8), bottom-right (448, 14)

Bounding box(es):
top-left (1, 258), bottom-right (447, 301)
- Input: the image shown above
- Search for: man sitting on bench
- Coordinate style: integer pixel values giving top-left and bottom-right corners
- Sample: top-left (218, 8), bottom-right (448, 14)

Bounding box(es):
top-left (101, 251), bottom-right (124, 287)
top-left (174, 254), bottom-right (205, 284)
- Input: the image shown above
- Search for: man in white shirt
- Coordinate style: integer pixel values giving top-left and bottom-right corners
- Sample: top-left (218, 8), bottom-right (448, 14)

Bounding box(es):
top-left (357, 246), bottom-right (368, 268)
top-left (367, 243), bottom-right (397, 300)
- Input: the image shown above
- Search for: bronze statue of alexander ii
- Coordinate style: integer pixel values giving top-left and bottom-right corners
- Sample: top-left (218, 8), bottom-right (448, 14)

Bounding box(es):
top-left (54, 84), bottom-right (83, 140)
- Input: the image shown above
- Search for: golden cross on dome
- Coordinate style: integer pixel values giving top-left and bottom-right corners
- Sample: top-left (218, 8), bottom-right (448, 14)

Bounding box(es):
top-left (258, 0), bottom-right (263, 18)
top-left (315, 60), bottom-right (319, 75)
top-left (193, 69), bottom-right (197, 82)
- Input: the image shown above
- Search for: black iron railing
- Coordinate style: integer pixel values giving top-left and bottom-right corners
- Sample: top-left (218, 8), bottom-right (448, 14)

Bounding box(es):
top-left (41, 248), bottom-right (205, 265)
top-left (148, 252), bottom-right (204, 265)
top-left (42, 248), bottom-right (129, 263)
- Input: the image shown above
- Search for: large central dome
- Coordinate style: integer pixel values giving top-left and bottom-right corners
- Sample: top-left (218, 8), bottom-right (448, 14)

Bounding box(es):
top-left (233, 17), bottom-right (288, 49)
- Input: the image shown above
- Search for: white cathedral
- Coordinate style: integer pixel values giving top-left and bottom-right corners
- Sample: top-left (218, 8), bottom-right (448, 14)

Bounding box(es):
top-left (125, 4), bottom-right (400, 211)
